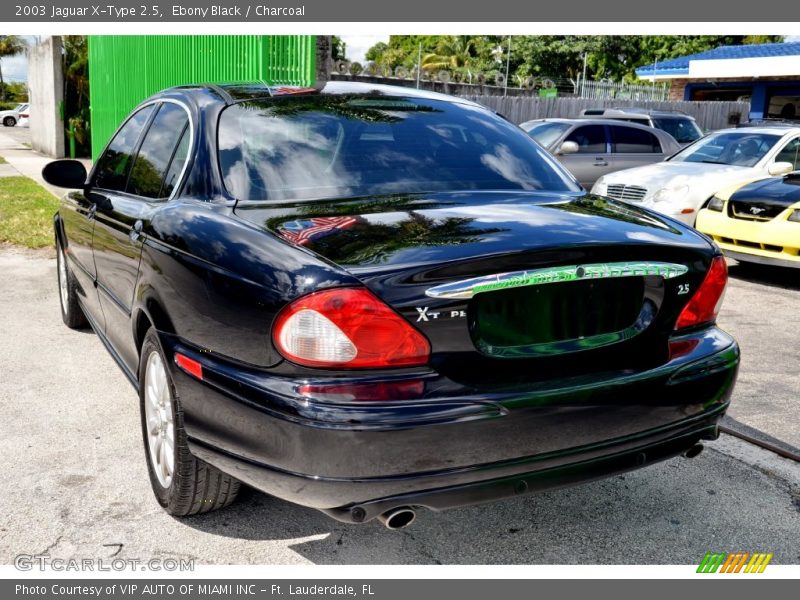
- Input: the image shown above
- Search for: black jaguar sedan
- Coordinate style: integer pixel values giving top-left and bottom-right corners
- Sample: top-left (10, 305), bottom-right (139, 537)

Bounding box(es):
top-left (44, 82), bottom-right (739, 529)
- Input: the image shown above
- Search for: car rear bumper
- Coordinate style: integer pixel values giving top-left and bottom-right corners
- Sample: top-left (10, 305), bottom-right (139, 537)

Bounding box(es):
top-left (159, 327), bottom-right (739, 520)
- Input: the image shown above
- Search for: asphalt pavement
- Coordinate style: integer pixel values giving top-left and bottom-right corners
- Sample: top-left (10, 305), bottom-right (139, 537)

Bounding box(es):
top-left (720, 263), bottom-right (800, 449)
top-left (0, 248), bottom-right (798, 565)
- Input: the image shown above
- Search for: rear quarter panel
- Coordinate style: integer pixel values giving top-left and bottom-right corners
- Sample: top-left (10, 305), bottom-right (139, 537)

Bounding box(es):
top-left (134, 199), bottom-right (360, 367)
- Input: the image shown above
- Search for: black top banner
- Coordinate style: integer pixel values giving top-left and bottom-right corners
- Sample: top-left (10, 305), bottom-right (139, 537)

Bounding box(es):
top-left (4, 0), bottom-right (796, 22)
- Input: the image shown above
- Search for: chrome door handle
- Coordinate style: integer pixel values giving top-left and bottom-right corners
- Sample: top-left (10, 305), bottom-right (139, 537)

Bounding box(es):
top-left (129, 220), bottom-right (143, 241)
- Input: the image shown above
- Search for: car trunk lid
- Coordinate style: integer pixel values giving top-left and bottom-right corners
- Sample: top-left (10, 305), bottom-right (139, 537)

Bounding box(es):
top-left (235, 191), bottom-right (715, 383)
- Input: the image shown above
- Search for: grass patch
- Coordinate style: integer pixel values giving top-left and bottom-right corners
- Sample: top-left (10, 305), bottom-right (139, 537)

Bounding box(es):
top-left (0, 176), bottom-right (59, 248)
top-left (0, 156), bottom-right (6, 164)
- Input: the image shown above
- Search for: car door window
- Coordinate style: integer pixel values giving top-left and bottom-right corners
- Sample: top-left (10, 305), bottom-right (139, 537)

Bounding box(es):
top-left (775, 138), bottom-right (800, 170)
top-left (610, 125), bottom-right (662, 153)
top-left (127, 103), bottom-right (190, 199)
top-left (93, 105), bottom-right (155, 192)
top-left (160, 127), bottom-right (191, 198)
top-left (565, 125), bottom-right (607, 154)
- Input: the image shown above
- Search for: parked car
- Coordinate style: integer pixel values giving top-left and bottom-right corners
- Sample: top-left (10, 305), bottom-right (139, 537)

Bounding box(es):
top-left (0, 103), bottom-right (29, 127)
top-left (44, 82), bottom-right (738, 528)
top-left (16, 110), bottom-right (29, 128)
top-left (592, 126), bottom-right (800, 225)
top-left (696, 171), bottom-right (800, 268)
top-left (520, 118), bottom-right (680, 189)
top-left (579, 107), bottom-right (704, 146)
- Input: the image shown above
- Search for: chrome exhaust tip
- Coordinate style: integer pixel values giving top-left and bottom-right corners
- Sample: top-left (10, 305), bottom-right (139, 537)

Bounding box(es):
top-left (378, 507), bottom-right (416, 530)
top-left (684, 443), bottom-right (704, 459)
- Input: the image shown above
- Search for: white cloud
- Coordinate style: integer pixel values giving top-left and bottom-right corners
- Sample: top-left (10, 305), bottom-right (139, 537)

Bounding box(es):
top-left (338, 35), bottom-right (389, 64)
top-left (0, 35), bottom-right (38, 83)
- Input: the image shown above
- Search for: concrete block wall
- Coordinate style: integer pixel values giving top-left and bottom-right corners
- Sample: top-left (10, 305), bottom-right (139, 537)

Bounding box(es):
top-left (28, 36), bottom-right (65, 158)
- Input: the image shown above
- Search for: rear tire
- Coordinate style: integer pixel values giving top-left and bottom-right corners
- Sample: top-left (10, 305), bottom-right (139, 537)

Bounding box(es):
top-left (139, 329), bottom-right (240, 515)
top-left (56, 241), bottom-right (88, 329)
top-left (3, 116), bottom-right (15, 127)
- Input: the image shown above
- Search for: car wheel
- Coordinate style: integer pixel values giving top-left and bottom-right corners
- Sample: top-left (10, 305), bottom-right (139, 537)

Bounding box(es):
top-left (3, 116), bottom-right (15, 127)
top-left (56, 241), bottom-right (88, 329)
top-left (139, 329), bottom-right (241, 515)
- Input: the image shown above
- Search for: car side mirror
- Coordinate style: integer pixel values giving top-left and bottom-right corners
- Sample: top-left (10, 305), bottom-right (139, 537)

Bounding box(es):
top-left (558, 141), bottom-right (579, 155)
top-left (42, 160), bottom-right (87, 189)
top-left (768, 162), bottom-right (794, 176)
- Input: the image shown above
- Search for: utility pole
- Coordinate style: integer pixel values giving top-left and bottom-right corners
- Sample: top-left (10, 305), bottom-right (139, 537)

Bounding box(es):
top-left (504, 36), bottom-right (512, 97)
top-left (416, 42), bottom-right (422, 89)
top-left (581, 52), bottom-right (588, 97)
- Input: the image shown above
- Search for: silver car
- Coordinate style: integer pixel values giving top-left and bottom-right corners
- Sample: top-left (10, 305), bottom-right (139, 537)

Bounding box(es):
top-left (520, 118), bottom-right (681, 190)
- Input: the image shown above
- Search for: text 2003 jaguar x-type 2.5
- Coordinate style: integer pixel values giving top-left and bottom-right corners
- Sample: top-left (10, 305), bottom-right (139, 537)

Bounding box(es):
top-left (44, 82), bottom-right (738, 529)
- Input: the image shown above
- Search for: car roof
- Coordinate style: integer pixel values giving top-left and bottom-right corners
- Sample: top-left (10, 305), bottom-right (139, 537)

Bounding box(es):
top-left (151, 81), bottom-right (485, 109)
top-left (707, 126), bottom-right (800, 136)
top-left (580, 107), bottom-right (694, 119)
top-left (523, 117), bottom-right (674, 132)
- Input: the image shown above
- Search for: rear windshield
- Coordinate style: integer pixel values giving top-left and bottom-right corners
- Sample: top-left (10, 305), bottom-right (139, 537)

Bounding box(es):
top-left (668, 132), bottom-right (781, 167)
top-left (652, 117), bottom-right (703, 144)
top-left (218, 96), bottom-right (579, 202)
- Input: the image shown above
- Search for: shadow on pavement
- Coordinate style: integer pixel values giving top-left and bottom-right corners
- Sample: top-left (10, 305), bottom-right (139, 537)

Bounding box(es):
top-left (727, 261), bottom-right (800, 291)
top-left (171, 448), bottom-right (800, 564)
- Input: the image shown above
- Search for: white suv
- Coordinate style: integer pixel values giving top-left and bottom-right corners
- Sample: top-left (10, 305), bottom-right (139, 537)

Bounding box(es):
top-left (592, 126), bottom-right (800, 225)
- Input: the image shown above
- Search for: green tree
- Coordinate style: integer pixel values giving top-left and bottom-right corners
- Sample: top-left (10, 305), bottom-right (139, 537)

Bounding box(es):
top-left (364, 34), bottom-right (786, 84)
top-left (421, 36), bottom-right (476, 72)
top-left (0, 36), bottom-right (26, 102)
top-left (63, 36), bottom-right (90, 156)
top-left (365, 42), bottom-right (388, 62)
top-left (364, 36), bottom-right (446, 70)
top-left (331, 36), bottom-right (346, 61)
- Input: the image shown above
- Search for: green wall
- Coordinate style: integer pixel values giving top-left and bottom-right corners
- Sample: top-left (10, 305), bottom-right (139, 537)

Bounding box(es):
top-left (88, 35), bottom-right (316, 159)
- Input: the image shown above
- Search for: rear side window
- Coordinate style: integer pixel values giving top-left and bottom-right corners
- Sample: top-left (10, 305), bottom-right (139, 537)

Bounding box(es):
top-left (161, 128), bottom-right (191, 198)
top-left (610, 125), bottom-right (662, 154)
top-left (652, 117), bottom-right (702, 144)
top-left (93, 105), bottom-right (155, 191)
top-left (127, 103), bottom-right (190, 199)
top-left (565, 125), bottom-right (607, 154)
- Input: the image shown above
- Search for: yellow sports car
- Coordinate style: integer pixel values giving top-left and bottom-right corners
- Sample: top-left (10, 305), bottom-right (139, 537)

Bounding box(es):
top-left (695, 172), bottom-right (800, 268)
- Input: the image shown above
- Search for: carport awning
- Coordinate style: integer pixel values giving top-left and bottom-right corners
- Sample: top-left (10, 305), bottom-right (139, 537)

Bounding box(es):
top-left (687, 55), bottom-right (800, 79)
top-left (636, 41), bottom-right (800, 80)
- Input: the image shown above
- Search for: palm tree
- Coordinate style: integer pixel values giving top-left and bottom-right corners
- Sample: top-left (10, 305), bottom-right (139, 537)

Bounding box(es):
top-left (421, 35), bottom-right (475, 73)
top-left (0, 36), bottom-right (26, 103)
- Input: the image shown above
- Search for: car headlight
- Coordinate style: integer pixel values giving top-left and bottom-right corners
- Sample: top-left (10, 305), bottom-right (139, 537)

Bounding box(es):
top-left (592, 179), bottom-right (607, 196)
top-left (652, 184), bottom-right (689, 203)
top-left (789, 209), bottom-right (800, 223)
top-left (706, 196), bottom-right (725, 212)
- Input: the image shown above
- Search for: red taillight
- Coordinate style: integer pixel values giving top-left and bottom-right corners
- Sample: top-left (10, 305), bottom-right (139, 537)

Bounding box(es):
top-left (272, 288), bottom-right (431, 369)
top-left (675, 256), bottom-right (728, 330)
top-left (175, 352), bottom-right (203, 380)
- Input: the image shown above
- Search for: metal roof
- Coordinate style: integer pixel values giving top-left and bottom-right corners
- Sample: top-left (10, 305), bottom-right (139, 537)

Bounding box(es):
top-left (635, 42), bottom-right (800, 78)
